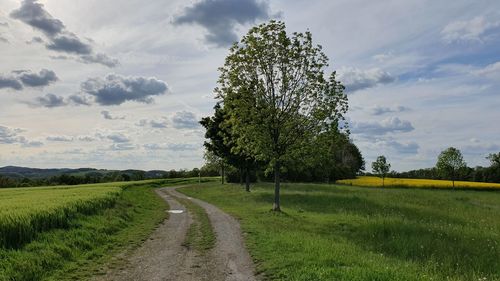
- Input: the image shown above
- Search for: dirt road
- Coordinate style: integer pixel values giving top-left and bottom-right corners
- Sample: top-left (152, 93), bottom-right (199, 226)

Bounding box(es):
top-left (94, 186), bottom-right (257, 281)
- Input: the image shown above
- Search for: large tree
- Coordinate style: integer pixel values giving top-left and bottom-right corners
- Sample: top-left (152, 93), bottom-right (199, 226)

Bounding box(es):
top-left (436, 147), bottom-right (466, 188)
top-left (372, 155), bottom-right (390, 187)
top-left (215, 21), bottom-right (348, 211)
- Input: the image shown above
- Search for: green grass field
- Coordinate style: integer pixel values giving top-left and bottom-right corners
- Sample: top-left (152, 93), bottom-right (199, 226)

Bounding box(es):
top-left (0, 177), bottom-right (209, 281)
top-left (179, 182), bottom-right (500, 281)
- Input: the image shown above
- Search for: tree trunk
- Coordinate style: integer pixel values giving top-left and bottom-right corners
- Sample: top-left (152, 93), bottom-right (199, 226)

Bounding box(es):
top-left (245, 167), bottom-right (250, 192)
top-left (273, 161), bottom-right (281, 211)
top-left (221, 164), bottom-right (225, 185)
top-left (382, 177), bottom-right (385, 187)
top-left (239, 168), bottom-right (244, 186)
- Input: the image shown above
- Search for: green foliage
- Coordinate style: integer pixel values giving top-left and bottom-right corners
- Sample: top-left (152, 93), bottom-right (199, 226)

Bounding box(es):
top-left (372, 156), bottom-right (391, 186)
top-left (436, 147), bottom-right (467, 186)
top-left (215, 20), bottom-right (348, 210)
top-left (180, 183), bottom-right (500, 281)
top-left (487, 152), bottom-right (500, 167)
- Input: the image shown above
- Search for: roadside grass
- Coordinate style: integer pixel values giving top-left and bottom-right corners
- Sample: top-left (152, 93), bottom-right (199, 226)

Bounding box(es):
top-left (173, 195), bottom-right (216, 253)
top-left (179, 182), bottom-right (500, 281)
top-left (0, 177), bottom-right (212, 281)
top-left (337, 176), bottom-right (500, 190)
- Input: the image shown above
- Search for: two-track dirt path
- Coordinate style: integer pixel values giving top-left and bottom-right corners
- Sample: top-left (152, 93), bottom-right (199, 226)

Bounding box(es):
top-left (94, 186), bottom-right (257, 281)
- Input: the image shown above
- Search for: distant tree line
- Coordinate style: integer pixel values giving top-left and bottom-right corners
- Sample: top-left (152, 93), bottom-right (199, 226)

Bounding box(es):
top-left (367, 150), bottom-right (500, 184)
top-left (0, 168), bottom-right (216, 188)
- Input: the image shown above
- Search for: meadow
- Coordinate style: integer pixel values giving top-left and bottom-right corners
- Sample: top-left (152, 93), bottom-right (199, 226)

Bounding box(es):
top-left (0, 177), bottom-right (209, 281)
top-left (179, 182), bottom-right (500, 281)
top-left (337, 176), bottom-right (500, 190)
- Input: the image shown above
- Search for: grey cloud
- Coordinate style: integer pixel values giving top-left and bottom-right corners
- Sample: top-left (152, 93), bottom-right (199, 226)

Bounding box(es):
top-left (0, 69), bottom-right (57, 91)
top-left (386, 140), bottom-right (419, 154)
top-left (110, 143), bottom-right (136, 151)
top-left (0, 125), bottom-right (43, 147)
top-left (46, 136), bottom-right (73, 142)
top-left (351, 117), bottom-right (414, 136)
top-left (166, 143), bottom-right (198, 151)
top-left (371, 105), bottom-right (410, 116)
top-left (80, 53), bottom-right (119, 68)
top-left (0, 76), bottom-right (23, 90)
top-left (10, 0), bottom-right (65, 36)
top-left (174, 0), bottom-right (273, 47)
top-left (10, 0), bottom-right (117, 67)
top-left (67, 95), bottom-right (92, 106)
top-left (339, 67), bottom-right (395, 92)
top-left (26, 36), bottom-right (43, 44)
top-left (22, 140), bottom-right (43, 147)
top-left (46, 34), bottom-right (92, 55)
top-left (107, 133), bottom-right (130, 143)
top-left (172, 111), bottom-right (199, 129)
top-left (18, 69), bottom-right (58, 87)
top-left (78, 136), bottom-right (95, 142)
top-left (143, 143), bottom-right (197, 151)
top-left (101, 110), bottom-right (125, 120)
top-left (0, 36), bottom-right (8, 43)
top-left (0, 22), bottom-right (8, 27)
top-left (137, 118), bottom-right (168, 128)
top-left (81, 74), bottom-right (168, 106)
top-left (34, 93), bottom-right (67, 108)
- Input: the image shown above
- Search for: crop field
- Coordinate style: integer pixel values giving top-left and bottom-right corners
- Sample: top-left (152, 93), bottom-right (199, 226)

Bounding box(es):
top-left (337, 176), bottom-right (500, 190)
top-left (180, 182), bottom-right (500, 281)
top-left (0, 184), bottom-right (122, 248)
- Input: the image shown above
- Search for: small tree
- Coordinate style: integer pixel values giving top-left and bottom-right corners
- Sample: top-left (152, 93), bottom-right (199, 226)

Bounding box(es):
top-left (436, 147), bottom-right (466, 188)
top-left (372, 155), bottom-right (390, 187)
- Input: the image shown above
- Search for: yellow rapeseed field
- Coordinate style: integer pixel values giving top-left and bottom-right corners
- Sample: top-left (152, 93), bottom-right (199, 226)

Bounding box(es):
top-left (336, 176), bottom-right (500, 190)
top-left (0, 184), bottom-right (122, 248)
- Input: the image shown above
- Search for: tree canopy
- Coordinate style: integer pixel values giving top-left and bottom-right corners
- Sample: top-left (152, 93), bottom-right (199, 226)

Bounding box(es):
top-left (372, 155), bottom-right (391, 186)
top-left (213, 20), bottom-right (349, 211)
top-left (436, 147), bottom-right (466, 188)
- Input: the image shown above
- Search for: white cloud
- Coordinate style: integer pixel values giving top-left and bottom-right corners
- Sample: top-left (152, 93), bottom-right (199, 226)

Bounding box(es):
top-left (442, 16), bottom-right (500, 43)
top-left (338, 67), bottom-right (395, 92)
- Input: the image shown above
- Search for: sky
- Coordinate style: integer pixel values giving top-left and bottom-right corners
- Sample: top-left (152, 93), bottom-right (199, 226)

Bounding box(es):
top-left (0, 0), bottom-right (499, 171)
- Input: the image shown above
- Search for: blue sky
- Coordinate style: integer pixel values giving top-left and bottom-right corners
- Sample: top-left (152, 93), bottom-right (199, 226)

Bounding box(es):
top-left (0, 0), bottom-right (499, 171)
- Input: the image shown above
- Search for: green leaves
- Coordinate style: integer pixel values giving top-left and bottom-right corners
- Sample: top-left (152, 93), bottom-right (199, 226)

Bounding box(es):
top-left (216, 20), bottom-right (348, 166)
top-left (372, 156), bottom-right (391, 178)
top-left (436, 147), bottom-right (467, 181)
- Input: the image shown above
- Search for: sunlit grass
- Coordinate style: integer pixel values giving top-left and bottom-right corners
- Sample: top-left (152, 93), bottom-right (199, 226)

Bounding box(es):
top-left (337, 176), bottom-right (500, 190)
top-left (179, 182), bottom-right (500, 281)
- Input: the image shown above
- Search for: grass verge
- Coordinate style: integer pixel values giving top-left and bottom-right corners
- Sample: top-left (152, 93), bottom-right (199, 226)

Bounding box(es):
top-left (172, 195), bottom-right (216, 253)
top-left (179, 182), bottom-right (500, 281)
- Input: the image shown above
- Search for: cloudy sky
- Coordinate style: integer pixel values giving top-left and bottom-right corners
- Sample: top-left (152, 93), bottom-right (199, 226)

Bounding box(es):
top-left (0, 0), bottom-right (499, 171)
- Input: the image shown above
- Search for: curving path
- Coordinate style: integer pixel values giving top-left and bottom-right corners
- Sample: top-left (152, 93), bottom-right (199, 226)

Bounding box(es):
top-left (94, 186), bottom-right (257, 281)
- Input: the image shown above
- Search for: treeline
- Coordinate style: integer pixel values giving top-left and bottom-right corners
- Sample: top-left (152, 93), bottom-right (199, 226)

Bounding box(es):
top-left (382, 165), bottom-right (500, 183)
top-left (0, 168), bottom-right (217, 188)
top-left (366, 152), bottom-right (500, 184)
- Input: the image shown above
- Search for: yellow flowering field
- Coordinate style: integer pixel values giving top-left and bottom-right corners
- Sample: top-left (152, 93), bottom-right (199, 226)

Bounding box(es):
top-left (336, 176), bottom-right (500, 190)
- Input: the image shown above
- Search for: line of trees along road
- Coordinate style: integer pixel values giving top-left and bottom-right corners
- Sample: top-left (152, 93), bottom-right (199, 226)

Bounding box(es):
top-left (200, 21), bottom-right (364, 211)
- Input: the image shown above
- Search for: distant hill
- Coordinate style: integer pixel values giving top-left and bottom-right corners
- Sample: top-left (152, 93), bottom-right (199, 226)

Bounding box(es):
top-left (0, 166), bottom-right (168, 180)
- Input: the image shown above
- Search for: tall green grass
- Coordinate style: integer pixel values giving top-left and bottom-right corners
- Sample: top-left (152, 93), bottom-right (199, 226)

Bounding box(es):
top-left (0, 185), bottom-right (121, 248)
top-left (179, 183), bottom-right (500, 281)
